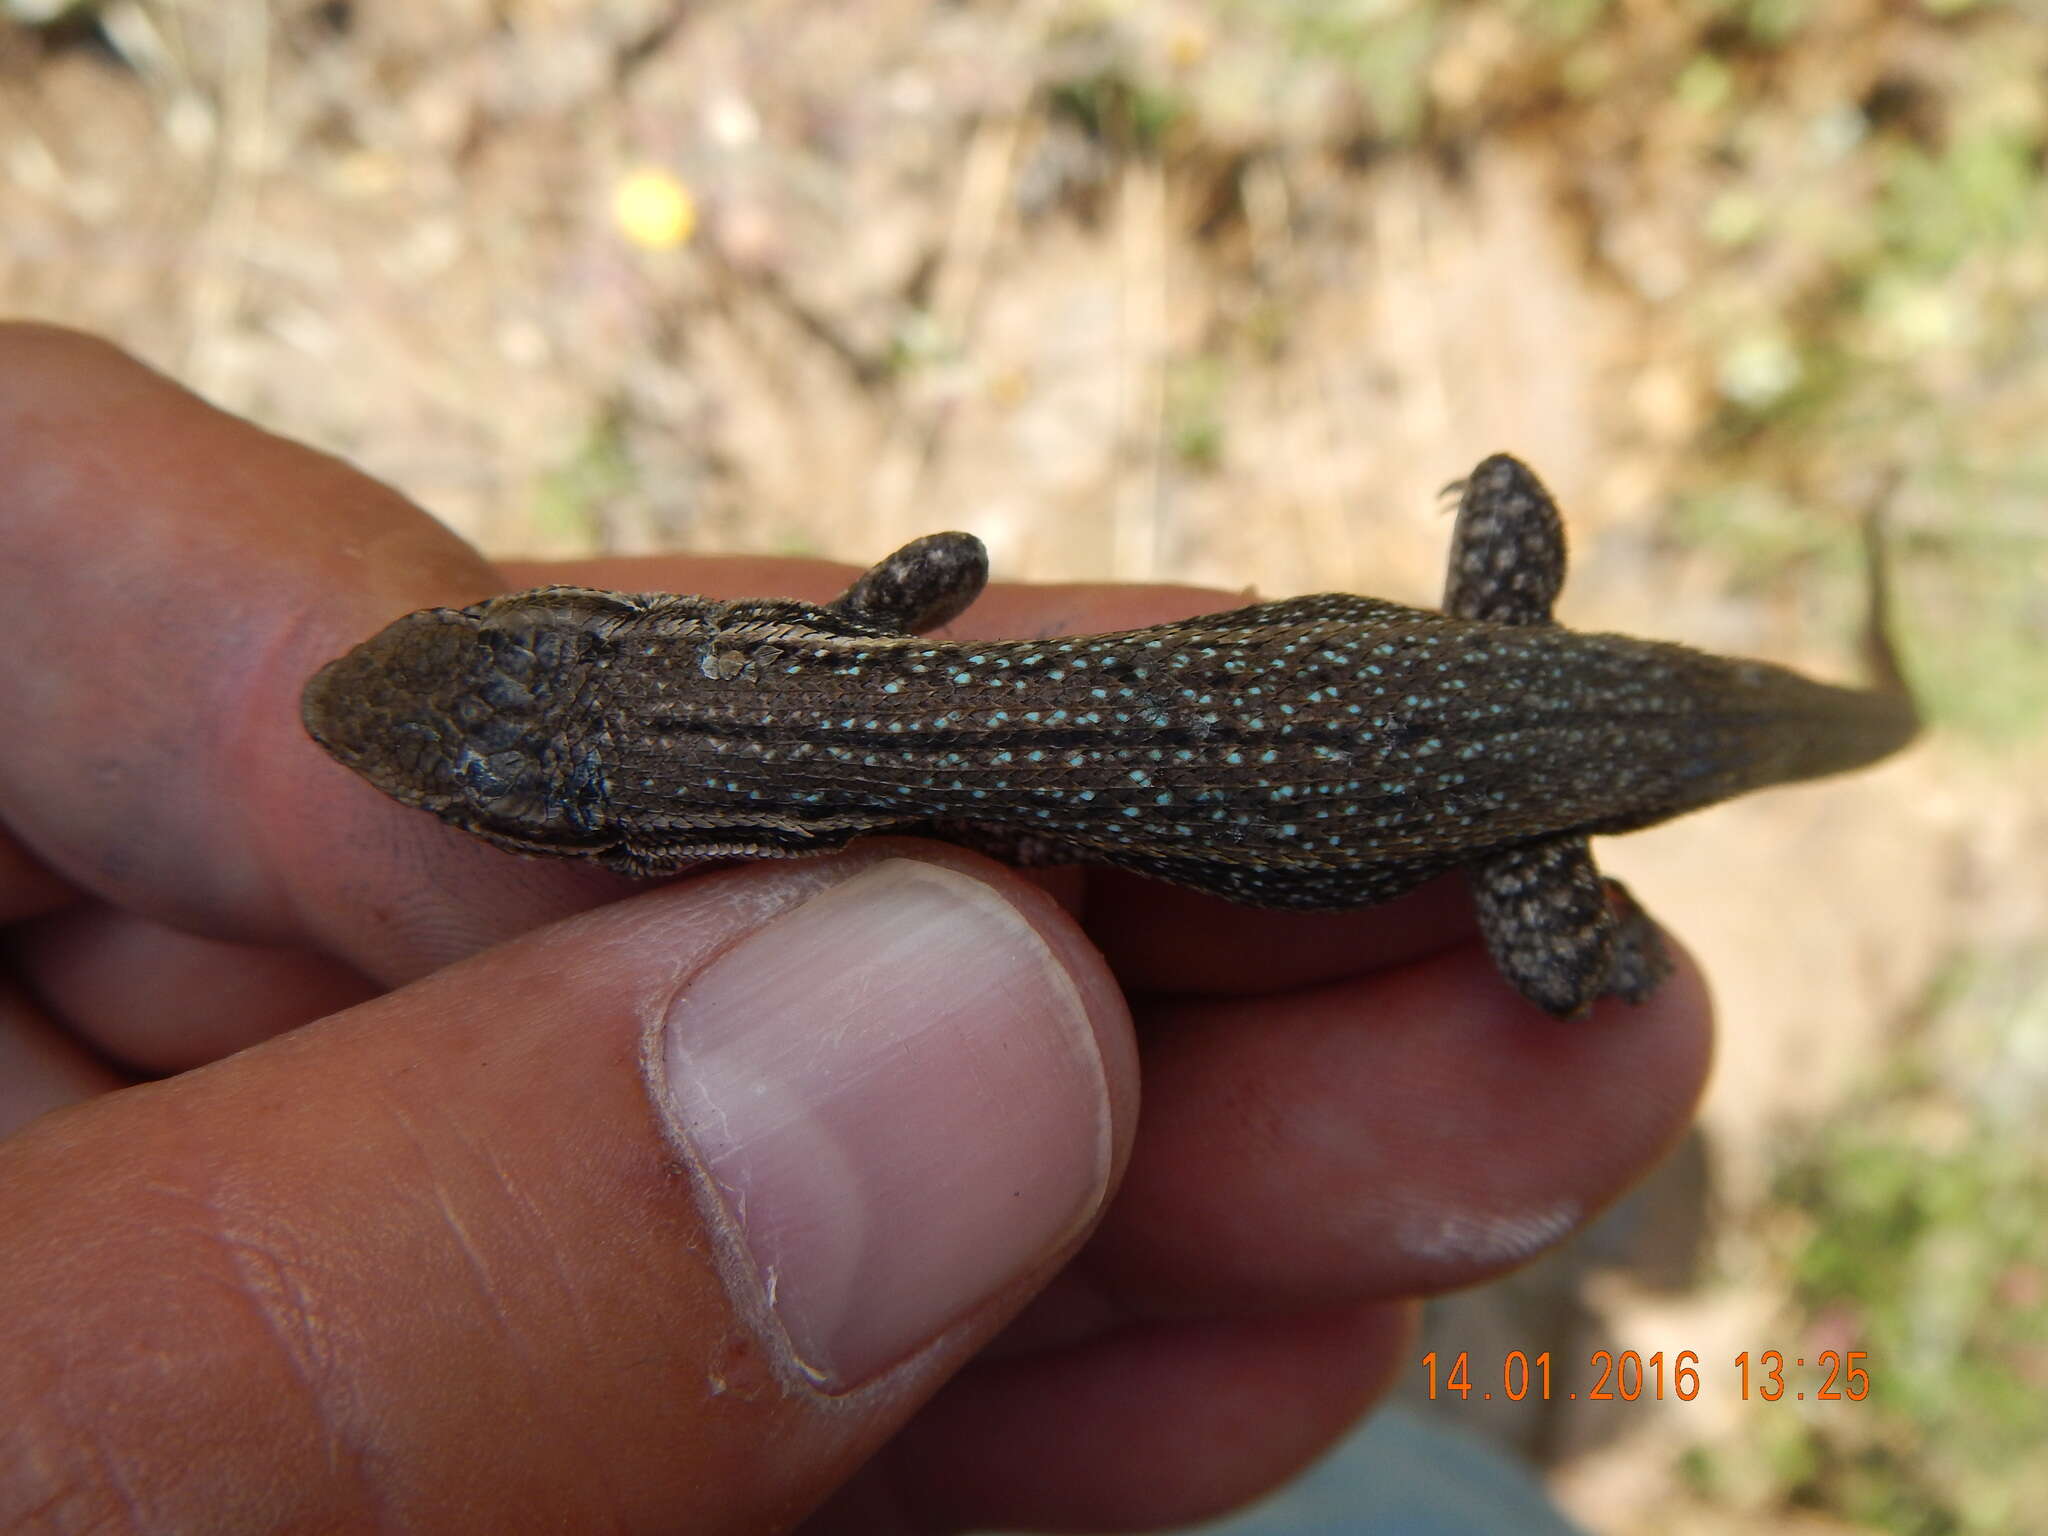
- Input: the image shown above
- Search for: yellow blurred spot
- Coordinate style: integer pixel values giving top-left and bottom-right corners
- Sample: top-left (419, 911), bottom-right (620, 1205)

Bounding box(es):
top-left (1166, 21), bottom-right (1211, 70)
top-left (988, 365), bottom-right (1034, 408)
top-left (614, 169), bottom-right (697, 250)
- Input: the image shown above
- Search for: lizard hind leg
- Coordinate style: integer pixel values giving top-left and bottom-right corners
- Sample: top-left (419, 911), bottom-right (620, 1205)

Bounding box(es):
top-left (1470, 836), bottom-right (1672, 1018)
top-left (1598, 876), bottom-right (1675, 1005)
top-left (1442, 454), bottom-right (1570, 626)
top-left (1446, 459), bottom-right (1676, 1014)
top-left (827, 531), bottom-right (990, 635)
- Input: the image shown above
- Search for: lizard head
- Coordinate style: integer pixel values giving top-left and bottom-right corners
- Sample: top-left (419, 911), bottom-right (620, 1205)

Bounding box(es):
top-left (301, 593), bottom-right (617, 858)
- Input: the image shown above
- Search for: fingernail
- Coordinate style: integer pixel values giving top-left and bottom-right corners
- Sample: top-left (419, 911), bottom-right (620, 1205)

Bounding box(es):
top-left (659, 859), bottom-right (1114, 1391)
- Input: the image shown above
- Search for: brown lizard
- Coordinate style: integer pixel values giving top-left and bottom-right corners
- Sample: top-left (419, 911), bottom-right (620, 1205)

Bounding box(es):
top-left (302, 454), bottom-right (1918, 1017)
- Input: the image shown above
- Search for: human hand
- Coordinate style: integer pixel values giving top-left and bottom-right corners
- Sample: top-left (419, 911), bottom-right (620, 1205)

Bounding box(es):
top-left (0, 325), bottom-right (1711, 1533)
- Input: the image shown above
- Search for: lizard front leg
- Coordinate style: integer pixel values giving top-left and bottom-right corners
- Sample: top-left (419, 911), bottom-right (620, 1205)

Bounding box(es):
top-left (826, 531), bottom-right (989, 634)
top-left (1444, 455), bottom-right (1672, 1016)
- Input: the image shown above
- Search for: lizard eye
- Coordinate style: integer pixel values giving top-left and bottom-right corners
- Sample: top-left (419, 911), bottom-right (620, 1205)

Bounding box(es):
top-left (562, 748), bottom-right (610, 833)
top-left (452, 746), bottom-right (526, 803)
top-left (448, 736), bottom-right (612, 842)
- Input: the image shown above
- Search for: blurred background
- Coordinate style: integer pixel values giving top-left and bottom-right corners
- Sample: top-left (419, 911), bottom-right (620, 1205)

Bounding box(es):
top-left (3, 0), bottom-right (2042, 1530)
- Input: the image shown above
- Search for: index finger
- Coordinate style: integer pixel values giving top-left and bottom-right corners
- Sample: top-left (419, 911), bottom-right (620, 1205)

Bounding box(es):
top-left (0, 325), bottom-right (626, 977)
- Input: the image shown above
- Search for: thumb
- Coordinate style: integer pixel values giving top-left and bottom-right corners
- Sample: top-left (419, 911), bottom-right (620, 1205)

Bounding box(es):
top-left (0, 851), bottom-right (1133, 1533)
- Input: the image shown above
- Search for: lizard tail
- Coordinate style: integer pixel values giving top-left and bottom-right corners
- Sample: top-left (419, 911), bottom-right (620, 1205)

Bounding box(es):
top-left (1860, 474), bottom-right (1921, 732)
top-left (1713, 485), bottom-right (1921, 794)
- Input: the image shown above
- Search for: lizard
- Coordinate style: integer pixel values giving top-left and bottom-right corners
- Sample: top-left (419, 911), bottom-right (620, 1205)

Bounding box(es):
top-left (301, 453), bottom-right (1919, 1017)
